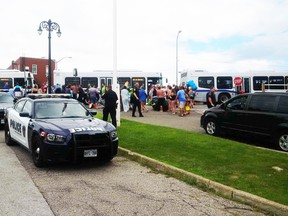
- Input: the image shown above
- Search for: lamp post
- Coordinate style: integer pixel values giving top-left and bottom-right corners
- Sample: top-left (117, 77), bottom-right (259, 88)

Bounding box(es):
top-left (38, 19), bottom-right (61, 93)
top-left (56, 56), bottom-right (72, 70)
top-left (176, 30), bottom-right (182, 85)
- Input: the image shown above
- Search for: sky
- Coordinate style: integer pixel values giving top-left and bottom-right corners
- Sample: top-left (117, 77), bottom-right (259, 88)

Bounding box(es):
top-left (1, 0), bottom-right (288, 84)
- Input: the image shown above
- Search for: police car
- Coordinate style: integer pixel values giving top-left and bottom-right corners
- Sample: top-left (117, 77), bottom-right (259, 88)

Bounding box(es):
top-left (4, 94), bottom-right (118, 167)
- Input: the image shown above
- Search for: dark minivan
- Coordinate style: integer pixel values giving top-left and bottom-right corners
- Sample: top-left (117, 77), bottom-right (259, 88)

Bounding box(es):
top-left (200, 92), bottom-right (288, 152)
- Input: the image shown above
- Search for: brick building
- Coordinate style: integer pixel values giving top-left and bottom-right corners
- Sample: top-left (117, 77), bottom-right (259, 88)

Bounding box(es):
top-left (7, 57), bottom-right (55, 86)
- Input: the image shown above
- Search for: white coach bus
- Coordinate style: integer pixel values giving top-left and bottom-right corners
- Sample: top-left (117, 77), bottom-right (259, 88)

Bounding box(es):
top-left (180, 70), bottom-right (288, 103)
top-left (0, 69), bottom-right (35, 91)
top-left (54, 70), bottom-right (165, 92)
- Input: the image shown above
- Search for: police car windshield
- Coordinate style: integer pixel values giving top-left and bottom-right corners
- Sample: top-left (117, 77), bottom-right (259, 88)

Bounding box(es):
top-left (0, 93), bottom-right (14, 103)
top-left (35, 101), bottom-right (89, 119)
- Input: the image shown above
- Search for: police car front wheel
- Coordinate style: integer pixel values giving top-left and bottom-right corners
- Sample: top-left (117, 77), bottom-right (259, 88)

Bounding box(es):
top-left (32, 135), bottom-right (45, 167)
top-left (5, 123), bottom-right (15, 146)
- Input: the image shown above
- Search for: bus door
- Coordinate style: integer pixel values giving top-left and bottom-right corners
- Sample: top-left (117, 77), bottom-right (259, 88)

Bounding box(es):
top-left (132, 77), bottom-right (145, 89)
top-left (243, 77), bottom-right (251, 93)
top-left (100, 77), bottom-right (112, 87)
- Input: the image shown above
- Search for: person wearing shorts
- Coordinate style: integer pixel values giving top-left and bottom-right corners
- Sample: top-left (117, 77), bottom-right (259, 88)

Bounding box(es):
top-left (176, 86), bottom-right (186, 117)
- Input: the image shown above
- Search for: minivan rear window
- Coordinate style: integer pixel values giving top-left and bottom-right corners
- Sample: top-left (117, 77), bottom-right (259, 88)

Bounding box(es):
top-left (276, 96), bottom-right (288, 114)
top-left (248, 95), bottom-right (276, 112)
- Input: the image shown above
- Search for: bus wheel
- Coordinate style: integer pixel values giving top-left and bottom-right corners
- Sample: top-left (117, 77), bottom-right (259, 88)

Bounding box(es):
top-left (218, 93), bottom-right (230, 103)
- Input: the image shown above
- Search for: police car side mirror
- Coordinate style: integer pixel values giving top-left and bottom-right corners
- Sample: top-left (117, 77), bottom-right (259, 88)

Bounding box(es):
top-left (19, 112), bottom-right (30, 118)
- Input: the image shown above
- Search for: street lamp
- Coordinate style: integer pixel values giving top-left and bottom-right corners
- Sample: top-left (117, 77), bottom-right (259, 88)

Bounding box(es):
top-left (176, 30), bottom-right (182, 85)
top-left (56, 56), bottom-right (72, 70)
top-left (38, 19), bottom-right (61, 93)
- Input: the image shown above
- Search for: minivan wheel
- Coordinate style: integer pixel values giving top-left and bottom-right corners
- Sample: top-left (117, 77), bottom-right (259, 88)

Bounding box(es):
top-left (277, 131), bottom-right (288, 152)
top-left (205, 119), bottom-right (218, 135)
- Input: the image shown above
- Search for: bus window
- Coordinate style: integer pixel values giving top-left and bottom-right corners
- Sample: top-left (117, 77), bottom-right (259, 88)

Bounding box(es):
top-left (118, 77), bottom-right (130, 88)
top-left (148, 77), bottom-right (161, 86)
top-left (198, 76), bottom-right (214, 88)
top-left (65, 77), bottom-right (80, 86)
top-left (132, 77), bottom-right (145, 89)
top-left (253, 76), bottom-right (268, 91)
top-left (99, 78), bottom-right (105, 86)
top-left (81, 77), bottom-right (98, 88)
top-left (14, 78), bottom-right (25, 88)
top-left (0, 78), bottom-right (12, 89)
top-left (269, 76), bottom-right (284, 90)
top-left (217, 76), bottom-right (233, 89)
top-left (107, 78), bottom-right (112, 86)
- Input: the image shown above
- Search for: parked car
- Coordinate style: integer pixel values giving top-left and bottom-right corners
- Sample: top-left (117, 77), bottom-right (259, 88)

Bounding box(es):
top-left (4, 94), bottom-right (118, 167)
top-left (0, 92), bottom-right (15, 125)
top-left (200, 92), bottom-right (288, 152)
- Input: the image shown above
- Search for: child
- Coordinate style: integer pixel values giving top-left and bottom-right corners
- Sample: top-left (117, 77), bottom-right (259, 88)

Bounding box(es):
top-left (185, 100), bottom-right (191, 115)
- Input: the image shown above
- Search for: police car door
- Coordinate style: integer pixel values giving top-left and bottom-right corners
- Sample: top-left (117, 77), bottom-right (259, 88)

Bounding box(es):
top-left (9, 100), bottom-right (26, 145)
top-left (18, 100), bottom-right (32, 147)
top-left (9, 99), bottom-right (31, 148)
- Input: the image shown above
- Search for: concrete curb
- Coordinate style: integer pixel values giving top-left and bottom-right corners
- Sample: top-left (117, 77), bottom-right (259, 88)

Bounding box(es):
top-left (118, 147), bottom-right (288, 216)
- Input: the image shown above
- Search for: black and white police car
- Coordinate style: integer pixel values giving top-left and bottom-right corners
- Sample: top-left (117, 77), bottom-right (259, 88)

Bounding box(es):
top-left (4, 94), bottom-right (118, 167)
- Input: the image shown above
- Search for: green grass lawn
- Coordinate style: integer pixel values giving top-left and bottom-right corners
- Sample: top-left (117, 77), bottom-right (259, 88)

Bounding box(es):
top-left (116, 119), bottom-right (288, 206)
top-left (95, 113), bottom-right (288, 206)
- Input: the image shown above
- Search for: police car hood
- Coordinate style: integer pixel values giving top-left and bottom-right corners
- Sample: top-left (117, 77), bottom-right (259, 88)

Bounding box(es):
top-left (37, 118), bottom-right (108, 134)
top-left (0, 102), bottom-right (14, 109)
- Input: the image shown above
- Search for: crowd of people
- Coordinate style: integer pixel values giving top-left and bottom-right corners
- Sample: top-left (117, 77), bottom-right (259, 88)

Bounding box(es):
top-left (119, 82), bottom-right (198, 117)
top-left (14, 81), bottom-right (216, 128)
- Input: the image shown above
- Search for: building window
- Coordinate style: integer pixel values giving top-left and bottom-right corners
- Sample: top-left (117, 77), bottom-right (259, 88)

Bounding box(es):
top-left (32, 64), bottom-right (37, 75)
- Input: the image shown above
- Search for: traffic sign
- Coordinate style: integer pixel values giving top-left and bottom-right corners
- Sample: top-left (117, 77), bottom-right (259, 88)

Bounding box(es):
top-left (234, 77), bottom-right (242, 86)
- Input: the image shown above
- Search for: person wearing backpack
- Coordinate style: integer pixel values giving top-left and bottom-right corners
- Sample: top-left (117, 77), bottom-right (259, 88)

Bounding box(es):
top-left (13, 83), bottom-right (23, 98)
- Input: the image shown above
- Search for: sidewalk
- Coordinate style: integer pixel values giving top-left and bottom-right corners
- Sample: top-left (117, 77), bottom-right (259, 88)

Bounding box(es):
top-left (118, 104), bottom-right (206, 133)
top-left (0, 144), bottom-right (54, 216)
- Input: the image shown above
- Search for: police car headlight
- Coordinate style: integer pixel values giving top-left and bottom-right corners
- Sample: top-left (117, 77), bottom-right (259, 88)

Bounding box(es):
top-left (110, 131), bottom-right (117, 139)
top-left (47, 133), bottom-right (65, 142)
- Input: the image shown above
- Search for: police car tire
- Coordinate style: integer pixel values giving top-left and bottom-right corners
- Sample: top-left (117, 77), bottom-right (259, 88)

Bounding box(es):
top-left (32, 135), bottom-right (45, 167)
top-left (5, 123), bottom-right (15, 146)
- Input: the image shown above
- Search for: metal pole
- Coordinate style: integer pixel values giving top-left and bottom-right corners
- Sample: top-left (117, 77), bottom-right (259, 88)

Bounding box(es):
top-left (113, 0), bottom-right (120, 126)
top-left (176, 30), bottom-right (182, 86)
top-left (38, 19), bottom-right (61, 94)
top-left (48, 20), bottom-right (52, 93)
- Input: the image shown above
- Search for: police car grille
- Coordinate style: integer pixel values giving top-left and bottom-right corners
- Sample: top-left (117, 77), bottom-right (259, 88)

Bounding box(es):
top-left (73, 133), bottom-right (110, 147)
